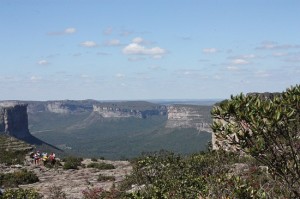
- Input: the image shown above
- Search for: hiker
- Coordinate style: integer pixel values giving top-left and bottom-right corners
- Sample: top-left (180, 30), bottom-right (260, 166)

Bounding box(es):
top-left (34, 151), bottom-right (41, 165)
top-left (42, 152), bottom-right (48, 165)
top-left (49, 152), bottom-right (56, 165)
top-left (29, 152), bottom-right (35, 164)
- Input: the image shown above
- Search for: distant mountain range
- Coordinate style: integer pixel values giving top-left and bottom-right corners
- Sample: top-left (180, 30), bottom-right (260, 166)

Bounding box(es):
top-left (1, 100), bottom-right (218, 159)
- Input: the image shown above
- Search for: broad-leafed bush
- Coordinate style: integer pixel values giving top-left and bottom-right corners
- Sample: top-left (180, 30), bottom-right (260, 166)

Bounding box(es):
top-left (0, 169), bottom-right (39, 188)
top-left (211, 84), bottom-right (300, 197)
top-left (62, 156), bottom-right (82, 170)
top-left (87, 162), bottom-right (115, 170)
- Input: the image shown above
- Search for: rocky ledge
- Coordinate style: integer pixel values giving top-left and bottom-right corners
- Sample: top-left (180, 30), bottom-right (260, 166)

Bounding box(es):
top-left (1, 158), bottom-right (132, 199)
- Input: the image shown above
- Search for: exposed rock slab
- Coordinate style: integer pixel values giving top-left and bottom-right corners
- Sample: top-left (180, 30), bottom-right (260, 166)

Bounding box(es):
top-left (17, 159), bottom-right (132, 198)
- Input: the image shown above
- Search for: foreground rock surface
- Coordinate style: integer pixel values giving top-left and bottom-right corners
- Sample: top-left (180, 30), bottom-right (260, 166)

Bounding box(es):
top-left (1, 159), bottom-right (132, 199)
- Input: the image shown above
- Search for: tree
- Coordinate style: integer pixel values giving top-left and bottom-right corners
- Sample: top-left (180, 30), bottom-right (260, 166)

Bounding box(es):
top-left (211, 85), bottom-right (300, 197)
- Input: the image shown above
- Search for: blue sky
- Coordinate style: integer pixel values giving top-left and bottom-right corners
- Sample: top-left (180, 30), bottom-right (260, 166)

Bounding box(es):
top-left (0, 1), bottom-right (299, 100)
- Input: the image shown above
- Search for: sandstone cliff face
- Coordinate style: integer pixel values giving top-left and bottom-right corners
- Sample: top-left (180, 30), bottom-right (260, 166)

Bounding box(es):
top-left (0, 103), bottom-right (30, 139)
top-left (165, 105), bottom-right (212, 132)
top-left (27, 100), bottom-right (94, 114)
top-left (92, 102), bottom-right (167, 119)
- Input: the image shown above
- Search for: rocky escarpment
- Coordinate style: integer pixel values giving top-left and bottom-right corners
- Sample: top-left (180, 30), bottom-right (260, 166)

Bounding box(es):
top-left (0, 103), bottom-right (30, 139)
top-left (93, 101), bottom-right (167, 119)
top-left (165, 105), bottom-right (212, 132)
top-left (0, 102), bottom-right (61, 152)
top-left (26, 100), bottom-right (95, 114)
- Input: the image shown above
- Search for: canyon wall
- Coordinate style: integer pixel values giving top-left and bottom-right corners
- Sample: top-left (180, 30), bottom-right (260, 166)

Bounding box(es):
top-left (165, 105), bottom-right (212, 132)
top-left (0, 103), bottom-right (30, 139)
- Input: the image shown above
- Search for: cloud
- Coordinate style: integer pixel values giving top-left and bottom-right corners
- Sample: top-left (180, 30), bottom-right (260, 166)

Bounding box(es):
top-left (256, 41), bottom-right (300, 50)
top-left (64, 28), bottom-right (76, 34)
top-left (120, 29), bottom-right (134, 36)
top-left (115, 73), bottom-right (125, 78)
top-left (80, 41), bottom-right (98, 47)
top-left (202, 48), bottom-right (218, 54)
top-left (148, 65), bottom-right (163, 70)
top-left (96, 52), bottom-right (110, 56)
top-left (213, 75), bottom-right (221, 80)
top-left (122, 42), bottom-right (166, 59)
top-left (132, 37), bottom-right (144, 44)
top-left (175, 69), bottom-right (208, 79)
top-left (231, 59), bottom-right (249, 65)
top-left (128, 57), bottom-right (146, 62)
top-left (80, 74), bottom-right (89, 78)
top-left (255, 71), bottom-right (271, 78)
top-left (229, 54), bottom-right (256, 59)
top-left (284, 56), bottom-right (300, 63)
top-left (272, 52), bottom-right (288, 57)
top-left (103, 27), bottom-right (113, 35)
top-left (226, 66), bottom-right (240, 71)
top-left (73, 53), bottom-right (82, 57)
top-left (48, 27), bottom-right (76, 35)
top-left (37, 60), bottom-right (49, 65)
top-left (30, 75), bottom-right (42, 82)
top-left (180, 35), bottom-right (192, 40)
top-left (105, 39), bottom-right (121, 46)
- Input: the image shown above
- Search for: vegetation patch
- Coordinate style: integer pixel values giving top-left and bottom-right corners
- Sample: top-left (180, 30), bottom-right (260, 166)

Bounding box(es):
top-left (87, 162), bottom-right (115, 170)
top-left (62, 156), bottom-right (83, 170)
top-left (97, 174), bottom-right (116, 182)
top-left (0, 188), bottom-right (41, 199)
top-left (0, 169), bottom-right (39, 188)
top-left (0, 150), bottom-right (26, 165)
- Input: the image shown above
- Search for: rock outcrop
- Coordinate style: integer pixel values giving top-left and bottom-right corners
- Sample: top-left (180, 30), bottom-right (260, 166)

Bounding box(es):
top-left (92, 102), bottom-right (167, 119)
top-left (165, 105), bottom-right (212, 132)
top-left (0, 103), bottom-right (30, 139)
top-left (1, 158), bottom-right (132, 199)
top-left (27, 100), bottom-right (94, 114)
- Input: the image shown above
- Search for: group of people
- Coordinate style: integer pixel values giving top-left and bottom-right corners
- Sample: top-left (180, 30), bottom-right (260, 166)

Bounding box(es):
top-left (31, 151), bottom-right (56, 166)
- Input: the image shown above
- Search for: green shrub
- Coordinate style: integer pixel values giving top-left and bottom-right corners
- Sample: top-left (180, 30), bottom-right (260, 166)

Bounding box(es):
top-left (97, 174), bottom-right (116, 182)
top-left (62, 156), bottom-right (82, 170)
top-left (0, 188), bottom-right (41, 199)
top-left (122, 150), bottom-right (288, 199)
top-left (91, 157), bottom-right (98, 162)
top-left (87, 162), bottom-right (115, 170)
top-left (0, 169), bottom-right (39, 188)
top-left (0, 150), bottom-right (26, 165)
top-left (211, 84), bottom-right (300, 197)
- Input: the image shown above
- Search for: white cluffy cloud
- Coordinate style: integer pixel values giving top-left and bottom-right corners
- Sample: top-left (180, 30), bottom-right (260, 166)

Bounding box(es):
top-left (202, 48), bottom-right (218, 54)
top-left (37, 60), bottom-right (49, 65)
top-left (123, 38), bottom-right (166, 59)
top-left (80, 41), bottom-right (98, 47)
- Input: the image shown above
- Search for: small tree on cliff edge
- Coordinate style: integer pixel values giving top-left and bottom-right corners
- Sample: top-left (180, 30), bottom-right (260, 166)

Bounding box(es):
top-left (211, 84), bottom-right (300, 197)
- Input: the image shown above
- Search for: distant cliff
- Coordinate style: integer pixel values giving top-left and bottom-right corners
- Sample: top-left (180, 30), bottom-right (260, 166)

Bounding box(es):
top-left (165, 105), bottom-right (212, 132)
top-left (92, 101), bottom-right (167, 119)
top-left (27, 100), bottom-right (94, 114)
top-left (0, 103), bottom-right (30, 139)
